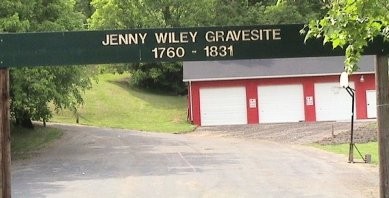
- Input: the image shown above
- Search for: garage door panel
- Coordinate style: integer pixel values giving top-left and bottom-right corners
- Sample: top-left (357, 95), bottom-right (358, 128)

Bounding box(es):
top-left (315, 82), bottom-right (354, 121)
top-left (200, 87), bottom-right (247, 126)
top-left (258, 84), bottom-right (304, 123)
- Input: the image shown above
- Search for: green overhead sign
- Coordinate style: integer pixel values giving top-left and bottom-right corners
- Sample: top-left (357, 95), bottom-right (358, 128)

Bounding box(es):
top-left (0, 24), bottom-right (387, 67)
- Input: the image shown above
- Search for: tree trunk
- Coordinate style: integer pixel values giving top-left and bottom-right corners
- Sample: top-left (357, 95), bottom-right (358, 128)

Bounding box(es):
top-left (16, 117), bottom-right (34, 129)
top-left (15, 109), bottom-right (34, 129)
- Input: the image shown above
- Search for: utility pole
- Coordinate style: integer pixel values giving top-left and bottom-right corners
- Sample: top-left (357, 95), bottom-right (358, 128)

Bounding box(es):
top-left (375, 55), bottom-right (389, 198)
top-left (0, 68), bottom-right (11, 198)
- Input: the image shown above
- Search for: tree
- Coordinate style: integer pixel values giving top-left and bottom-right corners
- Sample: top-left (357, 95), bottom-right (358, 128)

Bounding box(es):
top-left (305, 1), bottom-right (388, 197)
top-left (90, 0), bottom-right (214, 94)
top-left (210, 0), bottom-right (321, 26)
top-left (1, 0), bottom-right (95, 128)
top-left (76, 0), bottom-right (94, 19)
top-left (10, 66), bottom-right (94, 127)
top-left (89, 0), bottom-right (322, 94)
top-left (0, 0), bottom-right (30, 32)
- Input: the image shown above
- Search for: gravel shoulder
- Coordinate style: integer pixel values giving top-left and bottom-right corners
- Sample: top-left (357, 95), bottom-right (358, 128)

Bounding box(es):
top-left (192, 121), bottom-right (377, 145)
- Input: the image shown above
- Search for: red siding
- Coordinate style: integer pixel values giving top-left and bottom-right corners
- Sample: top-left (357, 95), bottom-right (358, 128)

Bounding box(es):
top-left (352, 74), bottom-right (375, 119)
top-left (191, 83), bottom-right (201, 125)
top-left (246, 82), bottom-right (259, 124)
top-left (302, 79), bottom-right (316, 122)
top-left (189, 74), bottom-right (375, 126)
top-left (187, 82), bottom-right (193, 122)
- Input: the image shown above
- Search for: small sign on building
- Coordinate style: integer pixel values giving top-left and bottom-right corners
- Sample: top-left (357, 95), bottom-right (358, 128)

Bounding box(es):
top-left (306, 96), bottom-right (314, 106)
top-left (249, 99), bottom-right (257, 108)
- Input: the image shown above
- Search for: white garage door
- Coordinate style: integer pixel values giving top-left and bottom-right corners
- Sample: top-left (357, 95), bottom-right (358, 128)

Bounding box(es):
top-left (315, 82), bottom-right (355, 121)
top-left (366, 90), bottom-right (376, 118)
top-left (258, 84), bottom-right (305, 123)
top-left (200, 87), bottom-right (247, 126)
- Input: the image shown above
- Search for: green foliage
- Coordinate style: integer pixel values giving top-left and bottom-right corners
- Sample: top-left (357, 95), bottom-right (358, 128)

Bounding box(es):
top-left (11, 125), bottom-right (63, 159)
top-left (76, 0), bottom-right (94, 19)
top-left (262, 3), bottom-right (305, 24)
top-left (52, 73), bottom-right (195, 133)
top-left (305, 0), bottom-right (389, 73)
top-left (89, 0), bottom-right (324, 94)
top-left (129, 62), bottom-right (186, 94)
top-left (277, 0), bottom-right (326, 20)
top-left (10, 66), bottom-right (94, 125)
top-left (211, 0), bottom-right (325, 26)
top-left (0, 0), bottom-right (30, 32)
top-left (315, 142), bottom-right (379, 164)
top-left (29, 0), bottom-right (85, 31)
top-left (1, 0), bottom-right (96, 127)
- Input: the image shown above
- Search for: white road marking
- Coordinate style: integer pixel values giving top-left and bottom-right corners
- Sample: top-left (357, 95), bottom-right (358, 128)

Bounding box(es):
top-left (178, 152), bottom-right (197, 173)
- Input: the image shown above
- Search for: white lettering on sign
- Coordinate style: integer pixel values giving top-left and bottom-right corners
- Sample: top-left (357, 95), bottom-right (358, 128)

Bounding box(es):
top-left (205, 29), bottom-right (281, 42)
top-left (154, 32), bottom-right (198, 44)
top-left (204, 45), bottom-right (234, 57)
top-left (102, 33), bottom-right (148, 46)
top-left (152, 47), bottom-right (186, 59)
top-left (101, 28), bottom-right (283, 60)
top-left (273, 29), bottom-right (281, 40)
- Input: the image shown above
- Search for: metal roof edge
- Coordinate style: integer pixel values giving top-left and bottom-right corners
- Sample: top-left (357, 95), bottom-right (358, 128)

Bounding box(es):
top-left (183, 72), bottom-right (374, 82)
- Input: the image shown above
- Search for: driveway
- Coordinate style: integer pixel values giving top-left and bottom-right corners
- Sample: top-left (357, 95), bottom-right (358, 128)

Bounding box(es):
top-left (12, 124), bottom-right (378, 197)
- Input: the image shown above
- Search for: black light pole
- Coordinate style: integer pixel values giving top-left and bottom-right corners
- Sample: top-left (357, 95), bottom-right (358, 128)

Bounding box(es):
top-left (344, 86), bottom-right (355, 163)
top-left (340, 72), bottom-right (367, 163)
top-left (340, 72), bottom-right (355, 163)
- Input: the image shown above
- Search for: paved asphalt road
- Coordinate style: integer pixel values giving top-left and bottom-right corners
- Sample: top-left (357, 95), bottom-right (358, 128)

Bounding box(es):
top-left (12, 124), bottom-right (378, 198)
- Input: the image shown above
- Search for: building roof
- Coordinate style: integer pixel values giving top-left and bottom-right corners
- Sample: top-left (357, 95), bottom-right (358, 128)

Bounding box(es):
top-left (183, 55), bottom-right (375, 82)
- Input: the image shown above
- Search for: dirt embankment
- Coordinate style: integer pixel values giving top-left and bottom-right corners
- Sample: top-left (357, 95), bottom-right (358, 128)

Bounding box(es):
top-left (316, 123), bottom-right (377, 145)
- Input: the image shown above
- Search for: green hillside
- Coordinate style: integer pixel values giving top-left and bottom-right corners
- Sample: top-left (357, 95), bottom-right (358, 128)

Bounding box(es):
top-left (52, 73), bottom-right (195, 133)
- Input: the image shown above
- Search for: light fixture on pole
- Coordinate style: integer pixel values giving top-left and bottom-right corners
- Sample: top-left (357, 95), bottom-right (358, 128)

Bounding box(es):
top-left (359, 75), bottom-right (365, 83)
top-left (340, 72), bottom-right (349, 88)
top-left (339, 72), bottom-right (366, 163)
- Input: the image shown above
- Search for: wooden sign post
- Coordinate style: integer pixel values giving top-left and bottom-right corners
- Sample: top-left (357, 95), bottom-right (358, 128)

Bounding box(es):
top-left (375, 55), bottom-right (389, 198)
top-left (0, 68), bottom-right (11, 198)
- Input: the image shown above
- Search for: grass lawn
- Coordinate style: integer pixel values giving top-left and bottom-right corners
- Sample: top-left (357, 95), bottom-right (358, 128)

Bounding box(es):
top-left (11, 126), bottom-right (63, 160)
top-left (315, 142), bottom-right (378, 164)
top-left (52, 73), bottom-right (195, 133)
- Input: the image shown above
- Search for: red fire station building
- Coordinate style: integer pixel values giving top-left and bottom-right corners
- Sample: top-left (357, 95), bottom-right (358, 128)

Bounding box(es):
top-left (184, 56), bottom-right (376, 126)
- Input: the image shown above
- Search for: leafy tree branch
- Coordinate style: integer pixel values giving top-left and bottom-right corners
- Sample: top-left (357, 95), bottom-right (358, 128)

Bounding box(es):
top-left (305, 0), bottom-right (388, 73)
